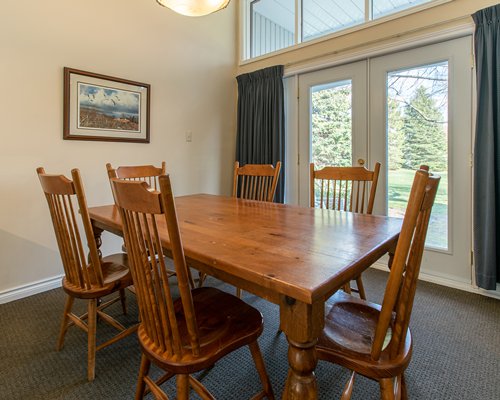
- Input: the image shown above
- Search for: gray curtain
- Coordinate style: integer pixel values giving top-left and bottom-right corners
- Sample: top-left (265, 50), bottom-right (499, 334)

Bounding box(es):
top-left (236, 65), bottom-right (285, 202)
top-left (473, 4), bottom-right (500, 290)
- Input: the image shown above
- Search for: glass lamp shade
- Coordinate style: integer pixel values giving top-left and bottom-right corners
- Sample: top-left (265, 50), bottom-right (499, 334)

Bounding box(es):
top-left (156, 0), bottom-right (230, 16)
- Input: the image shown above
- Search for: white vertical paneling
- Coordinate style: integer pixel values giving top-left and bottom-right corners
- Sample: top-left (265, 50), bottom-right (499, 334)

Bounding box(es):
top-left (252, 11), bottom-right (294, 58)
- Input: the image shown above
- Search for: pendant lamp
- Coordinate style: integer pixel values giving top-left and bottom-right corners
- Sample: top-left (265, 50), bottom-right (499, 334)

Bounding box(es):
top-left (156, 0), bottom-right (230, 16)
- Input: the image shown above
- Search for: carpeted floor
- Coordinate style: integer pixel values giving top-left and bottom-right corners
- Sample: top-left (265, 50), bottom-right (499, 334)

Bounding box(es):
top-left (1, 269), bottom-right (499, 399)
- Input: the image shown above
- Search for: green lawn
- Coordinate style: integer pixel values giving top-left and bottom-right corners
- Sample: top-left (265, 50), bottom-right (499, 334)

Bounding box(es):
top-left (388, 169), bottom-right (448, 249)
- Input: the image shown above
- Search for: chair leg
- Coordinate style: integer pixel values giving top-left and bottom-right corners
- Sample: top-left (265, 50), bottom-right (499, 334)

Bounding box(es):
top-left (394, 375), bottom-right (402, 400)
top-left (197, 271), bottom-right (206, 288)
top-left (87, 298), bottom-right (97, 382)
top-left (401, 374), bottom-right (408, 400)
top-left (341, 371), bottom-right (356, 400)
top-left (355, 276), bottom-right (367, 300)
top-left (343, 283), bottom-right (352, 294)
top-left (135, 354), bottom-right (151, 400)
top-left (236, 287), bottom-right (242, 298)
top-left (119, 288), bottom-right (127, 315)
top-left (380, 378), bottom-right (395, 400)
top-left (177, 374), bottom-right (190, 400)
top-left (56, 295), bottom-right (74, 351)
top-left (249, 341), bottom-right (275, 400)
top-left (189, 375), bottom-right (216, 400)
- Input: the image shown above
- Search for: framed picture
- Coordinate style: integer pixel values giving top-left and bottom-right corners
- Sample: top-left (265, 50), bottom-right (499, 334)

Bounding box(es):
top-left (63, 67), bottom-right (150, 143)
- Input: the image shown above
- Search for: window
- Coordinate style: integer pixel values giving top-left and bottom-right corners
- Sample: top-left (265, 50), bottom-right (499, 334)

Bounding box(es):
top-left (250, 0), bottom-right (295, 58)
top-left (244, 0), bottom-right (448, 60)
top-left (302, 0), bottom-right (365, 41)
top-left (372, 0), bottom-right (433, 19)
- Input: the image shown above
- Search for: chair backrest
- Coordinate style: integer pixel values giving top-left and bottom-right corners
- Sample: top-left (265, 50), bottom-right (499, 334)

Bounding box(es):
top-left (111, 175), bottom-right (200, 358)
top-left (310, 162), bottom-right (381, 214)
top-left (371, 168), bottom-right (440, 360)
top-left (37, 167), bottom-right (104, 290)
top-left (232, 161), bottom-right (282, 202)
top-left (106, 162), bottom-right (166, 191)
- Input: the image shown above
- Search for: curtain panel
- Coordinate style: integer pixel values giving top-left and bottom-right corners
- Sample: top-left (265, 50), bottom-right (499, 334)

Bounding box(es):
top-left (236, 65), bottom-right (285, 203)
top-left (472, 4), bottom-right (500, 289)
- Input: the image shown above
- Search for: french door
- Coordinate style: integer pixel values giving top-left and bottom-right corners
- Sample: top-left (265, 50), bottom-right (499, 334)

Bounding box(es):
top-left (297, 36), bottom-right (472, 284)
top-left (298, 60), bottom-right (368, 206)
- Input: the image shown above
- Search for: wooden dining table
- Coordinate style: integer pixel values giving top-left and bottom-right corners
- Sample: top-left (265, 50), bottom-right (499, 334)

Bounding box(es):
top-left (88, 193), bottom-right (401, 399)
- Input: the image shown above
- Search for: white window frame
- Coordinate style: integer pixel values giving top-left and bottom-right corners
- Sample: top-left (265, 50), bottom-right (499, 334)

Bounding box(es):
top-left (240, 0), bottom-right (454, 63)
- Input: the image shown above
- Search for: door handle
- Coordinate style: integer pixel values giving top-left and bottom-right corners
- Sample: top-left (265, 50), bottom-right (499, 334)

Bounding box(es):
top-left (357, 158), bottom-right (365, 166)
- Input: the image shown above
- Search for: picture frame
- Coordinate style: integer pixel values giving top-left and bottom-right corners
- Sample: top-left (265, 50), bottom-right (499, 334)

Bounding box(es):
top-left (63, 67), bottom-right (150, 143)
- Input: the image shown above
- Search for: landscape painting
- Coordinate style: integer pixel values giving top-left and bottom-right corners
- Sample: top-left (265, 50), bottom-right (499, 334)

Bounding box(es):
top-left (78, 83), bottom-right (140, 132)
top-left (64, 68), bottom-right (150, 143)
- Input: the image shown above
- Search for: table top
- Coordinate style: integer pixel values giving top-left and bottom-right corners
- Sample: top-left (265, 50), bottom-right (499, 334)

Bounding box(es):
top-left (89, 194), bottom-right (401, 305)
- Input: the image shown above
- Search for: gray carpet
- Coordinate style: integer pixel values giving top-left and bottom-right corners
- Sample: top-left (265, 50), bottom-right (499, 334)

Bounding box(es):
top-left (1, 269), bottom-right (499, 399)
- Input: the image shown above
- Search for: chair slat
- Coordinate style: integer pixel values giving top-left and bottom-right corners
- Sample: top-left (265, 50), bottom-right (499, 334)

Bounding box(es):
top-left (332, 180), bottom-right (336, 210)
top-left (321, 181), bottom-right (325, 209)
top-left (58, 194), bottom-right (85, 288)
top-left (66, 196), bottom-right (93, 288)
top-left (338, 180), bottom-right (343, 210)
top-left (142, 212), bottom-right (170, 354)
top-left (250, 176), bottom-right (257, 199)
top-left (354, 181), bottom-right (360, 212)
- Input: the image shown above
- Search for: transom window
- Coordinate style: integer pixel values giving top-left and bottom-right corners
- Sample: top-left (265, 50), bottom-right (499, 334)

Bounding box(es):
top-left (243, 0), bottom-right (449, 60)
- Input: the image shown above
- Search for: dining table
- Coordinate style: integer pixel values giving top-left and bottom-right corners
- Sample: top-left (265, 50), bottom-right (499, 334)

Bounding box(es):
top-left (88, 193), bottom-right (401, 399)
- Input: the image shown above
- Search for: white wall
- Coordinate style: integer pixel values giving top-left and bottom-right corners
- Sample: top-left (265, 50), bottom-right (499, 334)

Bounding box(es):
top-left (0, 0), bottom-right (237, 295)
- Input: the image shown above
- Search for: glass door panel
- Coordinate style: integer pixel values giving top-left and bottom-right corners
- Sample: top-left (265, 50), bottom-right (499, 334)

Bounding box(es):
top-left (298, 61), bottom-right (368, 207)
top-left (387, 62), bottom-right (449, 249)
top-left (311, 80), bottom-right (353, 168)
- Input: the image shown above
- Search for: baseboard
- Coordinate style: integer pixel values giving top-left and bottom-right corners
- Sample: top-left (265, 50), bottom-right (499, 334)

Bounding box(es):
top-left (0, 275), bottom-right (63, 304)
top-left (371, 262), bottom-right (500, 300)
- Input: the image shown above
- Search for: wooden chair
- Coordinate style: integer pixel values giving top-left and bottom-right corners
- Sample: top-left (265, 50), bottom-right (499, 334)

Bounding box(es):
top-left (310, 162), bottom-right (381, 299)
top-left (110, 175), bottom-right (275, 400)
top-left (36, 167), bottom-right (138, 381)
top-left (106, 161), bottom-right (166, 190)
top-left (232, 161), bottom-right (282, 202)
top-left (316, 168), bottom-right (440, 400)
top-left (106, 161), bottom-right (188, 286)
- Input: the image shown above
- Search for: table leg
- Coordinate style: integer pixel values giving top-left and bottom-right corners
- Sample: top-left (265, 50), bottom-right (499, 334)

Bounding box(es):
top-left (387, 240), bottom-right (397, 270)
top-left (89, 224), bottom-right (104, 311)
top-left (92, 225), bottom-right (103, 259)
top-left (280, 296), bottom-right (324, 400)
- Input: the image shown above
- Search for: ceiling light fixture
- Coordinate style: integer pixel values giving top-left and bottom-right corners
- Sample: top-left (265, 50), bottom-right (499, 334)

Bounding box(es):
top-left (156, 0), bottom-right (230, 17)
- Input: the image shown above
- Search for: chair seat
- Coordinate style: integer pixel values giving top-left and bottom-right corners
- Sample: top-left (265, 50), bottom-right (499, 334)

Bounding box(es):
top-left (63, 253), bottom-right (132, 298)
top-left (317, 291), bottom-right (412, 380)
top-left (138, 287), bottom-right (264, 374)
